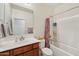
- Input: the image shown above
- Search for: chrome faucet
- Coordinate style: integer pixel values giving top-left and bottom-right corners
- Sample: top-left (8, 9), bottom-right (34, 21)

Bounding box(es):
top-left (20, 36), bottom-right (24, 41)
top-left (15, 35), bottom-right (25, 42)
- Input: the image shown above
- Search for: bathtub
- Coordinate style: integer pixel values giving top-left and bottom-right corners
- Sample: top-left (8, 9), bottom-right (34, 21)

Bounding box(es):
top-left (50, 42), bottom-right (79, 56)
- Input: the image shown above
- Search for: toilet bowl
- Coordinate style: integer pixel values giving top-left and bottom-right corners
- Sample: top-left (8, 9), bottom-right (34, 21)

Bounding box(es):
top-left (39, 40), bottom-right (53, 56)
top-left (41, 48), bottom-right (53, 56)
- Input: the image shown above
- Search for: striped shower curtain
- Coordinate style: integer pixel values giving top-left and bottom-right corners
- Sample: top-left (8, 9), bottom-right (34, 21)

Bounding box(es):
top-left (44, 17), bottom-right (50, 48)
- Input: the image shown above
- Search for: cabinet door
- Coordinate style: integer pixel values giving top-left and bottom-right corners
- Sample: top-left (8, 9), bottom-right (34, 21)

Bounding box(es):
top-left (33, 49), bottom-right (39, 56)
top-left (0, 51), bottom-right (10, 56)
top-left (33, 43), bottom-right (39, 49)
top-left (13, 47), bottom-right (24, 55)
top-left (16, 53), bottom-right (24, 56)
top-left (24, 50), bottom-right (34, 56)
top-left (23, 45), bottom-right (32, 52)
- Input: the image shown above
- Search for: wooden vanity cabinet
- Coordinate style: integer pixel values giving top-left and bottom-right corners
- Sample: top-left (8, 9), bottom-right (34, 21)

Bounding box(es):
top-left (33, 43), bottom-right (39, 56)
top-left (24, 50), bottom-right (34, 56)
top-left (23, 45), bottom-right (32, 53)
top-left (0, 51), bottom-right (10, 56)
top-left (33, 48), bottom-right (39, 56)
top-left (13, 47), bottom-right (24, 56)
top-left (33, 43), bottom-right (39, 49)
top-left (0, 43), bottom-right (39, 56)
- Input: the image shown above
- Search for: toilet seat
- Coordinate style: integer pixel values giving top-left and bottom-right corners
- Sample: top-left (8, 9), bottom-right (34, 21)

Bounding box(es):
top-left (41, 48), bottom-right (53, 56)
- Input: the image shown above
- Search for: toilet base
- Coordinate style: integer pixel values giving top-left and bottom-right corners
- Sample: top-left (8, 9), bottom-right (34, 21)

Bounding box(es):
top-left (41, 48), bottom-right (53, 56)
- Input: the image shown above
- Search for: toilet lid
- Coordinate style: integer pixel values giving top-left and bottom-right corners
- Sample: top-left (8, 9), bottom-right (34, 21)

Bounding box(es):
top-left (42, 48), bottom-right (53, 55)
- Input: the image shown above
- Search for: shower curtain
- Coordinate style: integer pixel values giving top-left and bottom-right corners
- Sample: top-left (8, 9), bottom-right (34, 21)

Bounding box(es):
top-left (44, 17), bottom-right (50, 48)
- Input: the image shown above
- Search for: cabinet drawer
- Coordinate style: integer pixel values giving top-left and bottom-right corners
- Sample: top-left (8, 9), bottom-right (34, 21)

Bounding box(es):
top-left (0, 51), bottom-right (10, 56)
top-left (33, 49), bottom-right (39, 56)
top-left (23, 45), bottom-right (32, 52)
top-left (33, 43), bottom-right (39, 49)
top-left (16, 53), bottom-right (24, 56)
top-left (13, 47), bottom-right (23, 55)
top-left (24, 50), bottom-right (34, 56)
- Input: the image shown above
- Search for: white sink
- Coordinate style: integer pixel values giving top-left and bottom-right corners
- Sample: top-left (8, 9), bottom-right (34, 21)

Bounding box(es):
top-left (0, 38), bottom-right (30, 46)
top-left (0, 40), bottom-right (15, 46)
top-left (0, 37), bottom-right (38, 47)
top-left (0, 37), bottom-right (39, 52)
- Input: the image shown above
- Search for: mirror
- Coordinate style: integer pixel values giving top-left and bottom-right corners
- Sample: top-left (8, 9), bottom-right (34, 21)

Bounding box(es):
top-left (0, 3), bottom-right (34, 38)
top-left (0, 3), bottom-right (5, 23)
top-left (0, 3), bottom-right (12, 37)
top-left (13, 18), bottom-right (25, 35)
top-left (11, 3), bottom-right (34, 35)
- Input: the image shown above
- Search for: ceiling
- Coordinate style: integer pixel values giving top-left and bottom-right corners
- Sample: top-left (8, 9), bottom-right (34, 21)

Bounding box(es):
top-left (46, 3), bottom-right (63, 8)
top-left (32, 3), bottom-right (63, 8)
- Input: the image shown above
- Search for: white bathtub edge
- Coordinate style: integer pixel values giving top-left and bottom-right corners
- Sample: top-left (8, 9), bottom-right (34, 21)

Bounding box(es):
top-left (50, 44), bottom-right (74, 56)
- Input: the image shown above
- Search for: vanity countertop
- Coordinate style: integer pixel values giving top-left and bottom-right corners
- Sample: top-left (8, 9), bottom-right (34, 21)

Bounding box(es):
top-left (0, 37), bottom-right (39, 52)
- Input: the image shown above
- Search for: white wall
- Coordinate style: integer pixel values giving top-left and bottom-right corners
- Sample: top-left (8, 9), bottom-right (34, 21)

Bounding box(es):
top-left (32, 3), bottom-right (53, 38)
top-left (53, 3), bottom-right (79, 20)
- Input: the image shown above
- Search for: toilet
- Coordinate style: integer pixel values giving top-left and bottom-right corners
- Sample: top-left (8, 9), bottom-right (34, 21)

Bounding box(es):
top-left (39, 40), bottom-right (53, 56)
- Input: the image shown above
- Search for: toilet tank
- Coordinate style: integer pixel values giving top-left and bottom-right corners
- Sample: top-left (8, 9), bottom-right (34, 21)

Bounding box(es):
top-left (39, 39), bottom-right (45, 48)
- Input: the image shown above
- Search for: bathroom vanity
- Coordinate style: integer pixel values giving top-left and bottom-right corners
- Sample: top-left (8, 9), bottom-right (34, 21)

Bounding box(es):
top-left (0, 3), bottom-right (38, 56)
top-left (0, 43), bottom-right (39, 56)
top-left (0, 37), bottom-right (39, 56)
